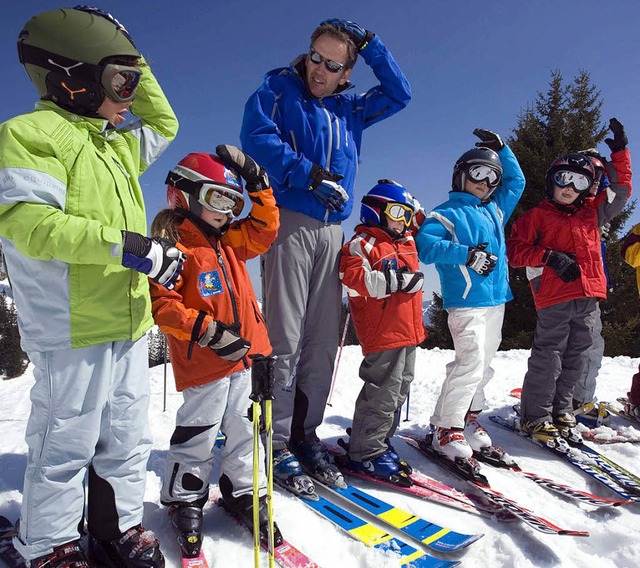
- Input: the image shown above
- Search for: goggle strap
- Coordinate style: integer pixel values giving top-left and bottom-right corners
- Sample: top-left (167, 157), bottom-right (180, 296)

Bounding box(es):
top-left (18, 42), bottom-right (98, 78)
top-left (165, 171), bottom-right (200, 198)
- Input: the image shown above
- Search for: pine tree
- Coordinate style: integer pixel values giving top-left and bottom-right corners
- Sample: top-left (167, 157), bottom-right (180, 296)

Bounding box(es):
top-left (0, 291), bottom-right (28, 379)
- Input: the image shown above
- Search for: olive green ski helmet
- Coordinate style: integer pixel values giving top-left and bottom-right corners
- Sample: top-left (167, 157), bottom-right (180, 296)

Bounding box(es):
top-left (17, 6), bottom-right (140, 114)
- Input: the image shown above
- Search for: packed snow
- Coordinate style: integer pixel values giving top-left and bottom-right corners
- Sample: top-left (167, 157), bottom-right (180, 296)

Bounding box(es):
top-left (1, 346), bottom-right (640, 567)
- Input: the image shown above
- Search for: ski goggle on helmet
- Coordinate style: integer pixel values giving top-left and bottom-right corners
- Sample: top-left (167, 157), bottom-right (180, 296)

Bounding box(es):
top-left (465, 164), bottom-right (502, 188)
top-left (553, 170), bottom-right (593, 193)
top-left (383, 202), bottom-right (414, 227)
top-left (165, 153), bottom-right (245, 217)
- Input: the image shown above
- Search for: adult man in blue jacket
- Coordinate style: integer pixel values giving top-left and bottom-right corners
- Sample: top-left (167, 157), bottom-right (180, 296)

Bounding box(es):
top-left (240, 18), bottom-right (411, 495)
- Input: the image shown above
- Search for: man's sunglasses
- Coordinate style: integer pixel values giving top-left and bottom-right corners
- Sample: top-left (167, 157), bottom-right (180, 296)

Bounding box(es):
top-left (308, 48), bottom-right (345, 73)
top-left (553, 170), bottom-right (593, 192)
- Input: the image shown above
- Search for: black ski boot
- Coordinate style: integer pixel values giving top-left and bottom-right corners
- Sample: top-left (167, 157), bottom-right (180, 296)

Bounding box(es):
top-left (169, 504), bottom-right (203, 558)
top-left (89, 525), bottom-right (164, 568)
top-left (221, 493), bottom-right (283, 547)
top-left (32, 541), bottom-right (90, 568)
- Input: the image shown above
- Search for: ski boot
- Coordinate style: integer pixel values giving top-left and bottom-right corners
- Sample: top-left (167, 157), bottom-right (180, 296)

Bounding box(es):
top-left (554, 413), bottom-right (584, 444)
top-left (464, 411), bottom-right (492, 452)
top-left (32, 541), bottom-right (90, 568)
top-left (221, 493), bottom-right (283, 547)
top-left (521, 419), bottom-right (571, 453)
top-left (89, 525), bottom-right (164, 568)
top-left (349, 450), bottom-right (412, 487)
top-left (432, 426), bottom-right (473, 461)
top-left (273, 447), bottom-right (318, 500)
top-left (385, 438), bottom-right (413, 475)
top-left (572, 399), bottom-right (610, 427)
top-left (623, 398), bottom-right (640, 422)
top-left (289, 438), bottom-right (346, 488)
top-left (168, 504), bottom-right (203, 558)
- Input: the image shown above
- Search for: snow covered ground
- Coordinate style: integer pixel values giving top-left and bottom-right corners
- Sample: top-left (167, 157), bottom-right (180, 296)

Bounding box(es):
top-left (2, 347), bottom-right (640, 567)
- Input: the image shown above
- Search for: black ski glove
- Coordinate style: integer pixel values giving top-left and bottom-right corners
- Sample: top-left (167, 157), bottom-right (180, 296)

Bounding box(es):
top-left (543, 250), bottom-right (581, 282)
top-left (216, 144), bottom-right (270, 193)
top-left (466, 243), bottom-right (498, 276)
top-left (321, 18), bottom-right (375, 51)
top-left (198, 320), bottom-right (251, 362)
top-left (473, 129), bottom-right (504, 153)
top-left (121, 231), bottom-right (185, 290)
top-left (383, 265), bottom-right (424, 294)
top-left (309, 164), bottom-right (348, 212)
top-left (604, 118), bottom-right (628, 154)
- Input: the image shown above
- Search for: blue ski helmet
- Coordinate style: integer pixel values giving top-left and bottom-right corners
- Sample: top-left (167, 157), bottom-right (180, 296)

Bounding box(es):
top-left (360, 179), bottom-right (413, 227)
top-left (452, 147), bottom-right (503, 198)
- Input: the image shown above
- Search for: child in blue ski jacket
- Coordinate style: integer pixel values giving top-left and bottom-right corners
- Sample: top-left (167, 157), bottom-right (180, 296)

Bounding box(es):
top-left (415, 129), bottom-right (525, 462)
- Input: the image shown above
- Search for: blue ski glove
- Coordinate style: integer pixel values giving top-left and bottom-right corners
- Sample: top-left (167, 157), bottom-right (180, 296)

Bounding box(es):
top-left (309, 164), bottom-right (348, 212)
top-left (466, 243), bottom-right (498, 277)
top-left (121, 231), bottom-right (185, 290)
top-left (321, 18), bottom-right (374, 51)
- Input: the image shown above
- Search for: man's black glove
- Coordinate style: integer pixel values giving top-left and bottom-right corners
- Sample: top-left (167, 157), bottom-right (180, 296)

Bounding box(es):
top-left (198, 320), bottom-right (251, 361)
top-left (473, 129), bottom-right (504, 153)
top-left (321, 18), bottom-right (374, 51)
top-left (309, 164), bottom-right (348, 212)
top-left (466, 243), bottom-right (498, 276)
top-left (121, 231), bottom-right (185, 290)
top-left (543, 250), bottom-right (581, 282)
top-left (604, 118), bottom-right (628, 153)
top-left (216, 144), bottom-right (270, 193)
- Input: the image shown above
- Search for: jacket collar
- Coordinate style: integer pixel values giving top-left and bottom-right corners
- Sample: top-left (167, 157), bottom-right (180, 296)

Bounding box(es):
top-left (35, 99), bottom-right (114, 136)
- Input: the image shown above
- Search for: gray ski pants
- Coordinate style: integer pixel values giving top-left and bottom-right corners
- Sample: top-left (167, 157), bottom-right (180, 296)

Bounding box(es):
top-left (16, 339), bottom-right (152, 560)
top-left (160, 369), bottom-right (265, 504)
top-left (348, 346), bottom-right (416, 461)
top-left (572, 302), bottom-right (604, 405)
top-left (521, 298), bottom-right (598, 424)
top-left (260, 209), bottom-right (343, 447)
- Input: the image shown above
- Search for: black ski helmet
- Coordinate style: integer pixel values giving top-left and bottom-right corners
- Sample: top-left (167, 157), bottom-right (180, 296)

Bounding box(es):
top-left (17, 6), bottom-right (140, 116)
top-left (545, 153), bottom-right (596, 204)
top-left (452, 148), bottom-right (503, 198)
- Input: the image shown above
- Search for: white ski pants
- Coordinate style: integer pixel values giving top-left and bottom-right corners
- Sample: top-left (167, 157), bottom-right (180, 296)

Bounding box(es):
top-left (160, 369), bottom-right (266, 504)
top-left (431, 304), bottom-right (505, 429)
top-left (16, 339), bottom-right (151, 560)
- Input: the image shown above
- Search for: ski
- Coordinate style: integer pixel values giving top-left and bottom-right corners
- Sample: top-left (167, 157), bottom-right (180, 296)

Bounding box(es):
top-left (471, 445), bottom-right (629, 507)
top-left (400, 434), bottom-right (589, 536)
top-left (297, 491), bottom-right (459, 567)
top-left (323, 443), bottom-right (513, 521)
top-left (0, 517), bottom-right (26, 568)
top-left (603, 398), bottom-right (640, 424)
top-left (489, 414), bottom-right (640, 503)
top-left (313, 478), bottom-right (482, 552)
top-left (212, 492), bottom-right (320, 568)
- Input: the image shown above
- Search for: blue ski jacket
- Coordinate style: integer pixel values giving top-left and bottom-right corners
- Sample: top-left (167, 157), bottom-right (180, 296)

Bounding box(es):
top-left (240, 35), bottom-right (411, 223)
top-left (415, 146), bottom-right (525, 309)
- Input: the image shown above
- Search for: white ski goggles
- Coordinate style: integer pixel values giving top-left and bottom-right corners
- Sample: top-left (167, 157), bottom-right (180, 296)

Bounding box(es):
top-left (466, 164), bottom-right (502, 188)
top-left (553, 170), bottom-right (593, 193)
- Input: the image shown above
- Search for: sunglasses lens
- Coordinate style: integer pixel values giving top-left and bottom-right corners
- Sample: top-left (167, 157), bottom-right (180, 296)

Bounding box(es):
top-left (554, 170), bottom-right (591, 192)
top-left (308, 49), bottom-right (343, 73)
top-left (468, 165), bottom-right (501, 187)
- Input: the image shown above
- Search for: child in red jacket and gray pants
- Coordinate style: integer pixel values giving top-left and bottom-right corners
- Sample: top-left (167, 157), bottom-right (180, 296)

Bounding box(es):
top-left (507, 118), bottom-right (632, 450)
top-left (339, 180), bottom-right (425, 484)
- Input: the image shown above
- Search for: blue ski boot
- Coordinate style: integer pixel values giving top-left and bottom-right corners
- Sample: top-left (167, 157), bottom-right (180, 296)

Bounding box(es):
top-left (349, 450), bottom-right (412, 487)
top-left (273, 447), bottom-right (318, 500)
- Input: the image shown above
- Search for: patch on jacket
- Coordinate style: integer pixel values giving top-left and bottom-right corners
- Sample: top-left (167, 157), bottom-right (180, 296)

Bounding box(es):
top-left (382, 258), bottom-right (399, 270)
top-left (198, 270), bottom-right (223, 297)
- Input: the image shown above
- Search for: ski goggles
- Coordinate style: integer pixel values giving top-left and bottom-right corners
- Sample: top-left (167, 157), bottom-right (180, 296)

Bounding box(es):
top-left (308, 48), bottom-right (345, 73)
top-left (100, 64), bottom-right (141, 102)
top-left (198, 184), bottom-right (244, 216)
top-left (553, 170), bottom-right (593, 192)
top-left (384, 202), bottom-right (414, 227)
top-left (466, 164), bottom-right (502, 188)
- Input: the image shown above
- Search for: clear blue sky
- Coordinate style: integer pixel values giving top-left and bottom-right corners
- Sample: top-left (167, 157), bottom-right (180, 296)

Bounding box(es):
top-left (2, 1), bottom-right (640, 299)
